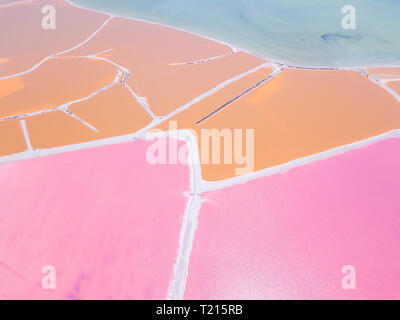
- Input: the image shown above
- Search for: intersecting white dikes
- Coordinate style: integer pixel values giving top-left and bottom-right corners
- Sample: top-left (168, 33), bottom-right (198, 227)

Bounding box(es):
top-left (169, 50), bottom-right (237, 66)
top-left (145, 128), bottom-right (400, 300)
top-left (0, 70), bottom-right (123, 134)
top-left (1, 55), bottom-right (400, 302)
top-left (1, 0), bottom-right (400, 301)
top-left (83, 52), bottom-right (156, 119)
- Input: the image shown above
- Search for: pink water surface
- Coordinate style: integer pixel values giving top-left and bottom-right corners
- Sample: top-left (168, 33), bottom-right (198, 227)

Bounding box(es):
top-left (0, 139), bottom-right (190, 299)
top-left (185, 138), bottom-right (400, 299)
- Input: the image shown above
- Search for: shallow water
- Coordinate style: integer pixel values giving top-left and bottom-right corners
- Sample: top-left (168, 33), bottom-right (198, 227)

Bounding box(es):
top-left (71, 0), bottom-right (400, 67)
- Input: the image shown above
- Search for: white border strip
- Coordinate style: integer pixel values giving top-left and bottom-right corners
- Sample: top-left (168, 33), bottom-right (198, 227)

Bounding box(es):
top-left (19, 119), bottom-right (33, 152)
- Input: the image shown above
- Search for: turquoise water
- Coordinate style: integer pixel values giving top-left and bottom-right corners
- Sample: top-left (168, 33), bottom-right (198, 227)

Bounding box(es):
top-left (71, 0), bottom-right (400, 67)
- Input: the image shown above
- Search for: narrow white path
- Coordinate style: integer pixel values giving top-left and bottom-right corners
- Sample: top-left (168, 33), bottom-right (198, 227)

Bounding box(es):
top-left (61, 108), bottom-right (99, 133)
top-left (145, 128), bottom-right (400, 300)
top-left (0, 0), bottom-right (32, 9)
top-left (19, 120), bottom-right (33, 152)
top-left (381, 78), bottom-right (400, 82)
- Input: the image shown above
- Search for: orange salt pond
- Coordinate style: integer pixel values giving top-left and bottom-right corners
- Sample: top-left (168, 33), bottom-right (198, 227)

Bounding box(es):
top-left (0, 57), bottom-right (118, 118)
top-left (62, 17), bottom-right (265, 115)
top-left (157, 69), bottom-right (400, 181)
top-left (0, 0), bottom-right (109, 78)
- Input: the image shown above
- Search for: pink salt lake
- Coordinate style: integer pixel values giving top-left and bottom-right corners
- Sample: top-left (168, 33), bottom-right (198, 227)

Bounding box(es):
top-left (0, 139), bottom-right (189, 299)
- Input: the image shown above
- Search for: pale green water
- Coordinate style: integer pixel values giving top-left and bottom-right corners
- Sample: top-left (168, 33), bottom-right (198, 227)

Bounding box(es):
top-left (71, 0), bottom-right (400, 67)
